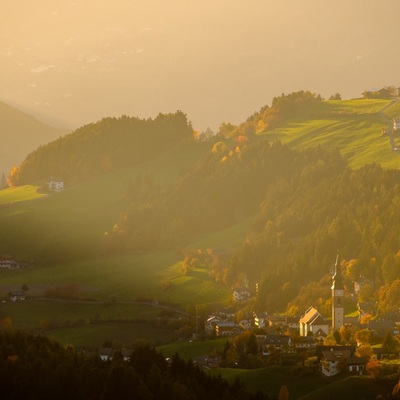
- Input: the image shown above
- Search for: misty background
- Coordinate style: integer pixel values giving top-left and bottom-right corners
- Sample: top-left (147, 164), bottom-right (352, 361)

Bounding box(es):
top-left (1, 0), bottom-right (400, 132)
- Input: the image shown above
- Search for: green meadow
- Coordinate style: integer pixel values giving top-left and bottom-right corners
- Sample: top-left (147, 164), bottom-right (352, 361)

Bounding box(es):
top-left (157, 338), bottom-right (227, 360)
top-left (261, 98), bottom-right (400, 169)
top-left (0, 185), bottom-right (46, 206)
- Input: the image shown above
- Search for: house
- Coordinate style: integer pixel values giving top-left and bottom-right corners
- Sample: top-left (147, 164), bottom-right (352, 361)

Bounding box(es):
top-left (286, 316), bottom-right (300, 331)
top-left (267, 315), bottom-right (287, 328)
top-left (0, 256), bottom-right (29, 269)
top-left (253, 312), bottom-right (268, 329)
top-left (261, 335), bottom-right (294, 356)
top-left (266, 315), bottom-right (299, 332)
top-left (295, 336), bottom-right (317, 351)
top-left (9, 291), bottom-right (26, 302)
top-left (299, 307), bottom-right (329, 338)
top-left (98, 348), bottom-right (131, 362)
top-left (320, 348), bottom-right (366, 377)
top-left (47, 177), bottom-right (64, 192)
top-left (357, 301), bottom-right (377, 320)
top-left (205, 316), bottom-right (223, 335)
top-left (393, 117), bottom-right (400, 131)
top-left (233, 287), bottom-right (250, 302)
top-left (215, 321), bottom-right (236, 337)
top-left (363, 87), bottom-right (394, 99)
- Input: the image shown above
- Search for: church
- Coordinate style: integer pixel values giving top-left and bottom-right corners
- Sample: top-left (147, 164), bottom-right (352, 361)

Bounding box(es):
top-left (299, 254), bottom-right (345, 338)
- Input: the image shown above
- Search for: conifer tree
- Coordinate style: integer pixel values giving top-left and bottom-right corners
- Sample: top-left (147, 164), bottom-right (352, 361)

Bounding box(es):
top-left (0, 172), bottom-right (6, 189)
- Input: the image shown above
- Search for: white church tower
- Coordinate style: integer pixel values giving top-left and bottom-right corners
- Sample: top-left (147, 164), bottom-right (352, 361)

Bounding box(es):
top-left (331, 253), bottom-right (344, 332)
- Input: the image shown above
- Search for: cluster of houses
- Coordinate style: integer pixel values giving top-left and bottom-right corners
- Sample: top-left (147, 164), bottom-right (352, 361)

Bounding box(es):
top-left (204, 303), bottom-right (400, 377)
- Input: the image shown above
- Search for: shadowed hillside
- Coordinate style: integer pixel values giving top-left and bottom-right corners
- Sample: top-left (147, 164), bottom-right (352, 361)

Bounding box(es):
top-left (0, 101), bottom-right (65, 177)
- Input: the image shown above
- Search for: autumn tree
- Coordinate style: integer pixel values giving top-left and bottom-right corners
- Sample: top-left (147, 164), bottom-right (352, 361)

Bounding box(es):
top-left (382, 331), bottom-right (400, 355)
top-left (278, 385), bottom-right (289, 400)
top-left (217, 122), bottom-right (237, 138)
top-left (366, 359), bottom-right (382, 379)
top-left (355, 345), bottom-right (374, 360)
top-left (354, 329), bottom-right (372, 346)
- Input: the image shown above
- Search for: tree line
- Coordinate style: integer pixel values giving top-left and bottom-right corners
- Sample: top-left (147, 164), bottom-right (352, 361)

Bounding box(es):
top-left (0, 330), bottom-right (269, 400)
top-left (8, 111), bottom-right (194, 187)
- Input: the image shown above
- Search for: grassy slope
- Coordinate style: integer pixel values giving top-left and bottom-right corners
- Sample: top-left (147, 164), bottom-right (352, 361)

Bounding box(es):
top-left (261, 98), bottom-right (400, 169)
top-left (0, 185), bottom-right (46, 205)
top-left (0, 141), bottom-right (233, 341)
top-left (296, 375), bottom-right (391, 400)
top-left (206, 368), bottom-right (392, 399)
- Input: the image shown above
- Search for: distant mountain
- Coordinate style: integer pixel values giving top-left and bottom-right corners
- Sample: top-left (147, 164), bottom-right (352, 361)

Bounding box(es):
top-left (0, 101), bottom-right (66, 177)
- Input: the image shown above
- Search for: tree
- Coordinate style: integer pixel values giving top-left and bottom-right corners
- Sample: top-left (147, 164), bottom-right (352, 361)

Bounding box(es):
top-left (366, 359), bottom-right (382, 379)
top-left (0, 172), bottom-right (7, 189)
top-left (246, 333), bottom-right (259, 355)
top-left (329, 93), bottom-right (342, 100)
top-left (217, 122), bottom-right (237, 138)
top-left (21, 284), bottom-right (29, 293)
top-left (354, 329), bottom-right (372, 346)
top-left (324, 335), bottom-right (337, 346)
top-left (333, 329), bottom-right (341, 344)
top-left (382, 331), bottom-right (400, 355)
top-left (211, 141), bottom-right (227, 155)
top-left (279, 385), bottom-right (289, 400)
top-left (355, 345), bottom-right (373, 359)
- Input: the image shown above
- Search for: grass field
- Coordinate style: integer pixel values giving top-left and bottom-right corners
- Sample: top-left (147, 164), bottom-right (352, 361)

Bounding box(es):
top-left (157, 338), bottom-right (227, 360)
top-left (0, 185), bottom-right (46, 205)
top-left (261, 98), bottom-right (400, 169)
top-left (0, 251), bottom-right (231, 305)
top-left (46, 322), bottom-right (176, 349)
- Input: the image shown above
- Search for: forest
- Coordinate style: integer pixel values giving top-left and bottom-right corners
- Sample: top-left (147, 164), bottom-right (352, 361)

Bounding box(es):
top-left (111, 136), bottom-right (400, 315)
top-left (0, 330), bottom-right (268, 400)
top-left (7, 91), bottom-right (400, 317)
top-left (8, 111), bottom-right (194, 186)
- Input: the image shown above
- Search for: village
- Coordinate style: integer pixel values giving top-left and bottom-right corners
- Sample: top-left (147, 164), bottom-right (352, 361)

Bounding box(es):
top-left (197, 255), bottom-right (400, 377)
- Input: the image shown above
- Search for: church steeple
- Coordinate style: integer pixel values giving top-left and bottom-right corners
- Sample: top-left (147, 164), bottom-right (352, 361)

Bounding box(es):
top-left (331, 253), bottom-right (344, 290)
top-left (331, 253), bottom-right (344, 332)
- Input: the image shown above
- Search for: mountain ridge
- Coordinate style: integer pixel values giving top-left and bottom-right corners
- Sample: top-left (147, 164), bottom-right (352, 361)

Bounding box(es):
top-left (0, 100), bottom-right (66, 177)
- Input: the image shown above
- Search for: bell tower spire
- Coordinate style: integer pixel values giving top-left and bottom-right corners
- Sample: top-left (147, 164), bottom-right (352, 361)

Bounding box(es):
top-left (332, 253), bottom-right (344, 332)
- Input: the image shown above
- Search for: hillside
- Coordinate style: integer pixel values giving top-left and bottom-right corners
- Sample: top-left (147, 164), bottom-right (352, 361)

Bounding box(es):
top-left (259, 98), bottom-right (400, 169)
top-left (3, 93), bottom-right (400, 328)
top-left (0, 101), bottom-right (65, 177)
top-left (8, 111), bottom-right (195, 186)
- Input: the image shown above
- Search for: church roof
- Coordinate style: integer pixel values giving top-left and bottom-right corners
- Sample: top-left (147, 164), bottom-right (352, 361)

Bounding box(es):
top-left (299, 307), bottom-right (320, 324)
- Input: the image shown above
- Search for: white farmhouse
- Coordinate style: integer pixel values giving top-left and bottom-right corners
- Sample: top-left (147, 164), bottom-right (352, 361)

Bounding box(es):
top-left (47, 177), bottom-right (64, 192)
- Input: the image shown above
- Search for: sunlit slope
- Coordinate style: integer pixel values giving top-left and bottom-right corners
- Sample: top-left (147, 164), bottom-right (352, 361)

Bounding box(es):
top-left (260, 98), bottom-right (400, 169)
top-left (0, 142), bottom-right (208, 262)
top-left (0, 185), bottom-right (46, 206)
